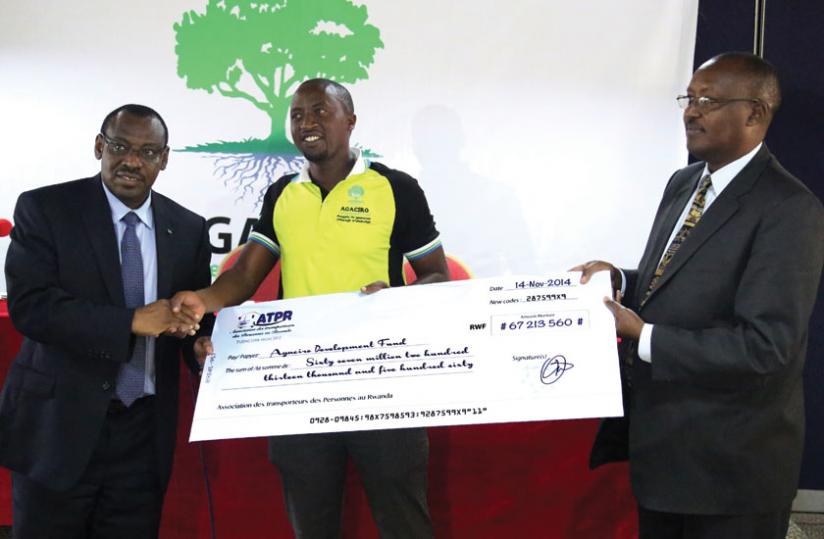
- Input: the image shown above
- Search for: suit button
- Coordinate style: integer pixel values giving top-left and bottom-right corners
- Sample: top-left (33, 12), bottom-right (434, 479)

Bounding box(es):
top-left (102, 381), bottom-right (111, 391)
top-left (104, 353), bottom-right (112, 360)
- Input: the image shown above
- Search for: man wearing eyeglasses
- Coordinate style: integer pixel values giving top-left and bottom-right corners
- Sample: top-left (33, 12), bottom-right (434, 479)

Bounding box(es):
top-left (0, 104), bottom-right (209, 537)
top-left (574, 52), bottom-right (824, 538)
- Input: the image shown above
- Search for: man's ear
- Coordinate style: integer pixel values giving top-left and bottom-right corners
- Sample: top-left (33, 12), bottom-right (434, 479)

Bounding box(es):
top-left (159, 146), bottom-right (170, 171)
top-left (746, 100), bottom-right (770, 126)
top-left (94, 134), bottom-right (104, 160)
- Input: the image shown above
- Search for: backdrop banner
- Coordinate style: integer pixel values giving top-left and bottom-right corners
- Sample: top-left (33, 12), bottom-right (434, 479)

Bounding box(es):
top-left (0, 0), bottom-right (698, 295)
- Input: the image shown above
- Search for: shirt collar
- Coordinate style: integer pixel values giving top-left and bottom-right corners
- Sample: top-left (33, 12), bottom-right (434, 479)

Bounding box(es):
top-left (700, 142), bottom-right (762, 196)
top-left (295, 147), bottom-right (368, 184)
top-left (100, 179), bottom-right (154, 229)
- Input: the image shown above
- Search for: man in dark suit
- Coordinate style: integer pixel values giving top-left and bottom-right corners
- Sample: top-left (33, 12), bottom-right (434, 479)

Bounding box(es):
top-left (575, 52), bottom-right (824, 538)
top-left (0, 104), bottom-right (210, 537)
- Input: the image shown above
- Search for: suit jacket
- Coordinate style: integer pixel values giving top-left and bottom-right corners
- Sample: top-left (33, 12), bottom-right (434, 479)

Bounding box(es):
top-left (0, 175), bottom-right (212, 491)
top-left (591, 145), bottom-right (824, 514)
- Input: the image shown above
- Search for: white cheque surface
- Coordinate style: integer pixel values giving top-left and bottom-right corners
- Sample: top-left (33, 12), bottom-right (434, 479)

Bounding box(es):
top-left (190, 272), bottom-right (623, 441)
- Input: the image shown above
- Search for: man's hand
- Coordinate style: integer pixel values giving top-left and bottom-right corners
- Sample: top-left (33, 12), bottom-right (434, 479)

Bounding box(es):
top-left (193, 336), bottom-right (214, 367)
top-left (603, 294), bottom-right (644, 340)
top-left (170, 290), bottom-right (207, 325)
top-left (132, 300), bottom-right (199, 337)
top-left (360, 281), bottom-right (390, 295)
top-left (569, 260), bottom-right (622, 295)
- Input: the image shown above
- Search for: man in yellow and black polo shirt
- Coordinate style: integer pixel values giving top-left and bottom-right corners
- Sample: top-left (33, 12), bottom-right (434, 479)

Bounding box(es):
top-left (173, 79), bottom-right (448, 538)
top-left (248, 137), bottom-right (443, 300)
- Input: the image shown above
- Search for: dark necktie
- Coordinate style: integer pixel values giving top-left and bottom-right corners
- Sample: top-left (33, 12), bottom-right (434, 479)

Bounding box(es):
top-left (641, 174), bottom-right (713, 306)
top-left (116, 212), bottom-right (146, 406)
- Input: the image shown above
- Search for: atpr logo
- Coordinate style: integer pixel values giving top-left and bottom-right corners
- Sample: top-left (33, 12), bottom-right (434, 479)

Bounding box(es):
top-left (237, 310), bottom-right (294, 329)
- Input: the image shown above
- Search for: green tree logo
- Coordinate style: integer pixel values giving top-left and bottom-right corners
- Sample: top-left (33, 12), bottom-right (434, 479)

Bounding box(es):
top-left (174, 0), bottom-right (383, 203)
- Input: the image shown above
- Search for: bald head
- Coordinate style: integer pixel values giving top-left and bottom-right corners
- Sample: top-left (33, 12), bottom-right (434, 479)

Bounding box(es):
top-left (296, 78), bottom-right (355, 115)
top-left (684, 52), bottom-right (782, 171)
top-left (698, 52), bottom-right (782, 117)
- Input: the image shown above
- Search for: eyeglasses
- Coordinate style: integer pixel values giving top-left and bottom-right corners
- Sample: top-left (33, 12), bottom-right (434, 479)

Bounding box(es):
top-left (99, 133), bottom-right (166, 163)
top-left (676, 95), bottom-right (762, 111)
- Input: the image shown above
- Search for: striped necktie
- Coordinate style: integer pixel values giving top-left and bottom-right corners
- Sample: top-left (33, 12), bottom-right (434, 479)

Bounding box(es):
top-left (641, 174), bottom-right (713, 306)
top-left (115, 211), bottom-right (146, 406)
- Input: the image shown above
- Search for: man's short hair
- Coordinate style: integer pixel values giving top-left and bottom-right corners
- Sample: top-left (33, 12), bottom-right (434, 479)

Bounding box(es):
top-left (100, 104), bottom-right (169, 146)
top-left (298, 79), bottom-right (355, 115)
top-left (707, 52), bottom-right (782, 112)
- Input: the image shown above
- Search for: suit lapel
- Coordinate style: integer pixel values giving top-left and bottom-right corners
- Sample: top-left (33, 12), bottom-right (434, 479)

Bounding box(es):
top-left (641, 146), bottom-right (771, 305)
top-left (80, 176), bottom-right (124, 305)
top-left (646, 195), bottom-right (739, 299)
top-left (152, 195), bottom-right (175, 300)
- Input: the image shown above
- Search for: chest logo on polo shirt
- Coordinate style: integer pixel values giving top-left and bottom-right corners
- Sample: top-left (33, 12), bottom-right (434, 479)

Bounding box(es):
top-left (348, 185), bottom-right (365, 202)
top-left (338, 185), bottom-right (372, 224)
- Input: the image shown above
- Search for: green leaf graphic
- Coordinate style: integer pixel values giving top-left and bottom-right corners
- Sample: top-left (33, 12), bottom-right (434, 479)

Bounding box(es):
top-left (174, 0), bottom-right (384, 152)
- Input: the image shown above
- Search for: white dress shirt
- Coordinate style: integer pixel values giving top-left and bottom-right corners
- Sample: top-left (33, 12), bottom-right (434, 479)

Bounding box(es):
top-left (101, 181), bottom-right (158, 394)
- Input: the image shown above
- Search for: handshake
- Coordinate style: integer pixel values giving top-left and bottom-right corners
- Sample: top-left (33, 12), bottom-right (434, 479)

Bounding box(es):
top-left (130, 298), bottom-right (201, 338)
top-left (130, 291), bottom-right (214, 362)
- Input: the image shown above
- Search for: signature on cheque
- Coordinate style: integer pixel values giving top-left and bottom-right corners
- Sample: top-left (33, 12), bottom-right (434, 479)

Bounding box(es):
top-left (540, 354), bottom-right (574, 385)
